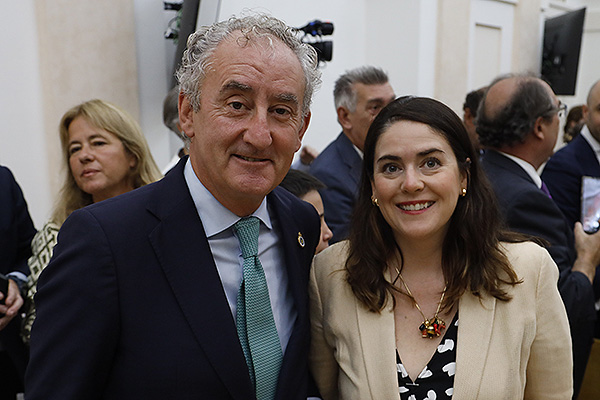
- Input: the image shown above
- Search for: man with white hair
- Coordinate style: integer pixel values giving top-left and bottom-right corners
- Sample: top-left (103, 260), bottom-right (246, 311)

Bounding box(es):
top-left (27, 14), bottom-right (321, 400)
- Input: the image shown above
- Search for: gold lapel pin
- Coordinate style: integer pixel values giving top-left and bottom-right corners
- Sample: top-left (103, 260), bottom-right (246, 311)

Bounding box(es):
top-left (297, 232), bottom-right (305, 247)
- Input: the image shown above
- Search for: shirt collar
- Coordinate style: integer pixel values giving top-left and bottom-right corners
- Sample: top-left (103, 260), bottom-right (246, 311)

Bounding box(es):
top-left (497, 150), bottom-right (543, 188)
top-left (183, 158), bottom-right (272, 237)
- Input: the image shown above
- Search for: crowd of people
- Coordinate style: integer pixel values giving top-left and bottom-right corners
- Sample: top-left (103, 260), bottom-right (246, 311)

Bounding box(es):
top-left (1, 12), bottom-right (599, 400)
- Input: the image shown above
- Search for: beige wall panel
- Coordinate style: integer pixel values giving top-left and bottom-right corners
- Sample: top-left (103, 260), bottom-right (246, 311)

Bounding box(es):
top-left (512, 0), bottom-right (543, 73)
top-left (473, 23), bottom-right (502, 88)
top-left (435, 0), bottom-right (471, 112)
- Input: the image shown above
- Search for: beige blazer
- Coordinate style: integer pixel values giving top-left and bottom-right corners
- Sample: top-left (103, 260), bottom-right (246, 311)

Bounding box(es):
top-left (309, 241), bottom-right (573, 400)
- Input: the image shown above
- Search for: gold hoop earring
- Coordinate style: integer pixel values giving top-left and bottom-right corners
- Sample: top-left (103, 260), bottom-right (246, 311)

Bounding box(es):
top-left (461, 188), bottom-right (467, 197)
top-left (371, 196), bottom-right (379, 207)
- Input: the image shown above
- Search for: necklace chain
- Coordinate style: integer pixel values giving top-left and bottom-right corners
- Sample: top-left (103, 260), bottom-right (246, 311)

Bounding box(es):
top-left (394, 266), bottom-right (447, 339)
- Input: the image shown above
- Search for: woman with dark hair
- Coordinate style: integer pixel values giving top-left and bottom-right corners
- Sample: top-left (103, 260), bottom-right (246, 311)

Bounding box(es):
top-left (309, 96), bottom-right (572, 399)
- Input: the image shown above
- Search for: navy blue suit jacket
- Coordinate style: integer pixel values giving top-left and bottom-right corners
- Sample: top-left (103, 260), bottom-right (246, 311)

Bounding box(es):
top-left (542, 133), bottom-right (600, 230)
top-left (0, 166), bottom-right (35, 382)
top-left (0, 166), bottom-right (36, 277)
top-left (26, 158), bottom-right (320, 399)
top-left (482, 150), bottom-right (595, 396)
top-left (310, 132), bottom-right (362, 243)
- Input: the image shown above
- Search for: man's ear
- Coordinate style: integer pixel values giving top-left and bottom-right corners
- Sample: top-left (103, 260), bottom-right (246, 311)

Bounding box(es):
top-left (178, 93), bottom-right (195, 139)
top-left (337, 106), bottom-right (352, 131)
top-left (532, 116), bottom-right (546, 141)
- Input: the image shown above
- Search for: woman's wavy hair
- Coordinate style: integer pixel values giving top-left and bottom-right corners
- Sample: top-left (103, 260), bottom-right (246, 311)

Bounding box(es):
top-left (52, 99), bottom-right (162, 224)
top-left (346, 96), bottom-right (524, 313)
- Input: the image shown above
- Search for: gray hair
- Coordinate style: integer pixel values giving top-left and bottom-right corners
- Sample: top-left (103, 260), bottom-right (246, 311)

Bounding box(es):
top-left (176, 14), bottom-right (321, 116)
top-left (334, 66), bottom-right (389, 112)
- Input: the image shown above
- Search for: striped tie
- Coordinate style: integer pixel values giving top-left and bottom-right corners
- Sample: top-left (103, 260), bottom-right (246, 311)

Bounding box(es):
top-left (234, 216), bottom-right (282, 400)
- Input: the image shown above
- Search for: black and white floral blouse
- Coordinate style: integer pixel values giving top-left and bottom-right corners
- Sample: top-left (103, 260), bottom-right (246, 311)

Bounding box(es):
top-left (396, 313), bottom-right (459, 400)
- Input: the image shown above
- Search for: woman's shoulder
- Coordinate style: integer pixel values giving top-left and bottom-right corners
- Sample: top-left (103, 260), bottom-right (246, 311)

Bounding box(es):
top-left (499, 240), bottom-right (558, 281)
top-left (313, 241), bottom-right (349, 268)
top-left (311, 241), bottom-right (350, 285)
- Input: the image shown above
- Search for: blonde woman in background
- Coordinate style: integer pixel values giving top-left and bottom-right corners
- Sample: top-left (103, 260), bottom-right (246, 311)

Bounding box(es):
top-left (22, 99), bottom-right (162, 342)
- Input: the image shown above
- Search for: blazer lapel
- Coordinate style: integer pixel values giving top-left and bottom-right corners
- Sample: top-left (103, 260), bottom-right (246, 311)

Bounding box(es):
top-left (147, 162), bottom-right (254, 400)
top-left (356, 297), bottom-right (400, 399)
top-left (267, 189), bottom-right (315, 398)
top-left (452, 291), bottom-right (496, 399)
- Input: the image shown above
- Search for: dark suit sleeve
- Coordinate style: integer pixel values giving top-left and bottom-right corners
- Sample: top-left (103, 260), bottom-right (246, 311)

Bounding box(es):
top-left (541, 157), bottom-right (581, 230)
top-left (311, 167), bottom-right (354, 243)
top-left (502, 188), bottom-right (594, 315)
top-left (0, 167), bottom-right (36, 276)
top-left (503, 189), bottom-right (573, 270)
top-left (503, 188), bottom-right (594, 396)
top-left (26, 209), bottom-right (119, 400)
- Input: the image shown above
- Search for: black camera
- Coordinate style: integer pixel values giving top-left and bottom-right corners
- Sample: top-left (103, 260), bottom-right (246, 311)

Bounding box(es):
top-left (297, 20), bottom-right (334, 63)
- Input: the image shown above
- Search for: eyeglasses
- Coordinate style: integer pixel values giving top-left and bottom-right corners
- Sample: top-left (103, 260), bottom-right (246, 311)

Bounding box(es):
top-left (556, 101), bottom-right (567, 118)
top-left (541, 101), bottom-right (568, 118)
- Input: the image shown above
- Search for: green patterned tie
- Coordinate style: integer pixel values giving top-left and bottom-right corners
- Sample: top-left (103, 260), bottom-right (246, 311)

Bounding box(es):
top-left (234, 217), bottom-right (283, 400)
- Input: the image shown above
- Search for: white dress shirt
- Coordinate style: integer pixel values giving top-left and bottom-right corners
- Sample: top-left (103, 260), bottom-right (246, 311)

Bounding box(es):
top-left (183, 159), bottom-right (296, 351)
top-left (498, 150), bottom-right (543, 188)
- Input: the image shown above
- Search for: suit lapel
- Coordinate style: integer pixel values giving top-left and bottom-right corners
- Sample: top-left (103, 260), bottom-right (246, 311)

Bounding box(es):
top-left (267, 189), bottom-right (314, 398)
top-left (269, 190), bottom-right (309, 326)
top-left (147, 161), bottom-right (254, 400)
top-left (452, 292), bottom-right (496, 399)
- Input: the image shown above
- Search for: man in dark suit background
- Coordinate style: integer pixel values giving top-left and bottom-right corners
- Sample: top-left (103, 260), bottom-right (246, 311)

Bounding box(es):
top-left (310, 66), bottom-right (394, 243)
top-left (0, 165), bottom-right (35, 399)
top-left (543, 80), bottom-right (600, 231)
top-left (542, 78), bottom-right (600, 352)
top-left (26, 15), bottom-right (321, 400)
top-left (477, 73), bottom-right (600, 399)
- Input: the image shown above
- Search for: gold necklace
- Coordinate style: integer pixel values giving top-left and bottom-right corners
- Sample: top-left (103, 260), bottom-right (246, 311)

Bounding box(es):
top-left (394, 266), bottom-right (447, 339)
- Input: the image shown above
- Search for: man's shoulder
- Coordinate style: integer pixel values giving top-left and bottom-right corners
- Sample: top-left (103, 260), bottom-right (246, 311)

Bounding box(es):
top-left (81, 167), bottom-right (183, 229)
top-left (482, 152), bottom-right (523, 183)
top-left (546, 135), bottom-right (595, 171)
top-left (310, 133), bottom-right (359, 175)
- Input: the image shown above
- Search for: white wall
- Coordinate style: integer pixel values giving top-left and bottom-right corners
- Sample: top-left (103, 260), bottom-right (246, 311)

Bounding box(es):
top-left (0, 0), bottom-right (51, 227)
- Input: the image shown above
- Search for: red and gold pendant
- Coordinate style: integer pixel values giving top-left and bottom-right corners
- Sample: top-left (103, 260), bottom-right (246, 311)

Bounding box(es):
top-left (419, 317), bottom-right (446, 338)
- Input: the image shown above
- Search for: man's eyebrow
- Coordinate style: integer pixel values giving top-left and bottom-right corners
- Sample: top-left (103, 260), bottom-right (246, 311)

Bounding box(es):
top-left (275, 93), bottom-right (299, 107)
top-left (219, 81), bottom-right (299, 107)
top-left (220, 80), bottom-right (252, 94)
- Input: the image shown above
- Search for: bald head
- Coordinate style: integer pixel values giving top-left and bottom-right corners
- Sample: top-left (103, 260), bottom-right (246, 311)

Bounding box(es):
top-left (481, 77), bottom-right (522, 120)
top-left (584, 80), bottom-right (600, 141)
top-left (587, 80), bottom-right (600, 106)
top-left (477, 74), bottom-right (557, 149)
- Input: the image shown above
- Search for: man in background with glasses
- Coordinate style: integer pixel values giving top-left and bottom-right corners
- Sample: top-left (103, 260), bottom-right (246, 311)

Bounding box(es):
top-left (476, 73), bottom-right (600, 399)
